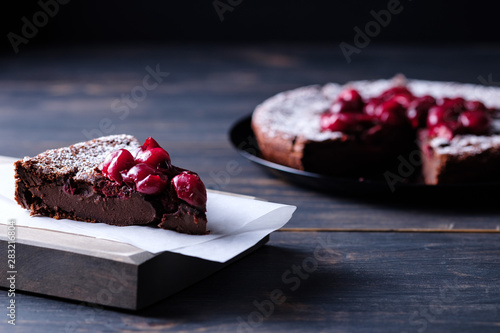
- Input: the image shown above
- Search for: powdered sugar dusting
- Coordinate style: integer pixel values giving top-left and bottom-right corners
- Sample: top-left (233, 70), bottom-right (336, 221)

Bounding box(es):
top-left (430, 134), bottom-right (500, 155)
top-left (252, 84), bottom-right (343, 141)
top-left (22, 134), bottom-right (140, 182)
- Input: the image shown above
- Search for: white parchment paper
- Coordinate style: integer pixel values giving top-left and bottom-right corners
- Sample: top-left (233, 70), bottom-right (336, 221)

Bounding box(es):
top-left (0, 164), bottom-right (295, 262)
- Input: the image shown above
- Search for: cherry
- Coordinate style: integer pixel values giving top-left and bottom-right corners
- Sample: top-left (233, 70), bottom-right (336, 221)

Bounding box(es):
top-left (338, 88), bottom-right (363, 102)
top-left (364, 97), bottom-right (383, 117)
top-left (135, 147), bottom-right (171, 168)
top-left (429, 123), bottom-right (456, 141)
top-left (142, 137), bottom-right (161, 150)
top-left (320, 112), bottom-right (372, 132)
top-left (134, 137), bottom-right (171, 168)
top-left (427, 105), bottom-right (454, 128)
top-left (406, 95), bottom-right (436, 128)
top-left (101, 136), bottom-right (173, 191)
top-left (457, 110), bottom-right (491, 135)
top-left (330, 88), bottom-right (364, 113)
top-left (440, 97), bottom-right (465, 113)
top-left (390, 93), bottom-right (414, 108)
top-left (102, 149), bottom-right (135, 184)
top-left (330, 99), bottom-right (362, 113)
top-left (122, 163), bottom-right (159, 186)
top-left (465, 100), bottom-right (487, 111)
top-left (172, 171), bottom-right (207, 209)
top-left (380, 86), bottom-right (414, 100)
top-left (321, 112), bottom-right (351, 132)
top-left (129, 146), bottom-right (142, 159)
top-left (122, 163), bottom-right (169, 195)
top-left (376, 100), bottom-right (408, 126)
top-left (136, 174), bottom-right (168, 195)
top-left (419, 95), bottom-right (437, 104)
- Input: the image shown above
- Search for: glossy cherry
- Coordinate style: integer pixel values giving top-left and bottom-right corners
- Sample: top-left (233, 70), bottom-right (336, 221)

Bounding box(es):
top-left (427, 105), bottom-right (455, 128)
top-left (376, 100), bottom-right (408, 126)
top-left (337, 89), bottom-right (364, 110)
top-left (102, 137), bottom-right (173, 195)
top-left (102, 149), bottom-right (135, 184)
top-left (122, 163), bottom-right (159, 186)
top-left (380, 86), bottom-right (414, 100)
top-left (406, 95), bottom-right (436, 128)
top-left (320, 112), bottom-right (372, 132)
top-left (172, 171), bottom-right (207, 209)
top-left (429, 123), bottom-right (456, 141)
top-left (363, 97), bottom-right (382, 117)
top-left (321, 112), bottom-right (351, 132)
top-left (332, 88), bottom-right (364, 112)
top-left (330, 99), bottom-right (362, 113)
top-left (457, 110), bottom-right (491, 135)
top-left (135, 147), bottom-right (171, 168)
top-left (142, 136), bottom-right (161, 150)
top-left (136, 174), bottom-right (168, 195)
top-left (390, 93), bottom-right (414, 108)
top-left (465, 100), bottom-right (487, 111)
top-left (440, 97), bottom-right (465, 114)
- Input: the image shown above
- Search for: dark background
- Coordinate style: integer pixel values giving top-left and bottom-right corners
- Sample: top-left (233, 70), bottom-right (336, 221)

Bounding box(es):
top-left (0, 0), bottom-right (498, 54)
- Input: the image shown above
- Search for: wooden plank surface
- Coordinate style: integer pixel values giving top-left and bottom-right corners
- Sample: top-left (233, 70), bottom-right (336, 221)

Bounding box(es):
top-left (1, 231), bottom-right (499, 332)
top-left (1, 44), bottom-right (500, 331)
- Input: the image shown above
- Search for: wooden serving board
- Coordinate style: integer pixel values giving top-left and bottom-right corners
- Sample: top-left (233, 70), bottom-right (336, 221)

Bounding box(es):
top-left (0, 156), bottom-right (268, 310)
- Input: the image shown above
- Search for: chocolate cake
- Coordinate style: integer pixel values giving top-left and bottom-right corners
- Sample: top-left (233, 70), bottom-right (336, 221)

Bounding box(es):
top-left (251, 76), bottom-right (500, 185)
top-left (14, 134), bottom-right (208, 234)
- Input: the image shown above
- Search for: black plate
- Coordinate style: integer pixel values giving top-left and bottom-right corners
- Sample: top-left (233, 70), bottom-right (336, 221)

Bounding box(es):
top-left (228, 115), bottom-right (500, 199)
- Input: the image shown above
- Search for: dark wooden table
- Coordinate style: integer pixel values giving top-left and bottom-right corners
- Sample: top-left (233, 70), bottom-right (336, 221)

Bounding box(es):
top-left (1, 43), bottom-right (500, 332)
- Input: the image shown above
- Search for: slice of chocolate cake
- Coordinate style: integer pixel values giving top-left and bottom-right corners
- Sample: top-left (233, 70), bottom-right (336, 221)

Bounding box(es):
top-left (419, 129), bottom-right (500, 185)
top-left (14, 134), bottom-right (208, 235)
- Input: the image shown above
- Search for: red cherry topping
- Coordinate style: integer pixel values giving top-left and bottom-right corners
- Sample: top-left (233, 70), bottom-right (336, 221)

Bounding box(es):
top-left (465, 100), bottom-right (487, 111)
top-left (101, 149), bottom-right (135, 184)
top-left (376, 100), bottom-right (408, 126)
top-left (330, 89), bottom-right (364, 114)
top-left (320, 112), bottom-right (372, 132)
top-left (440, 97), bottom-right (465, 113)
top-left (101, 137), bottom-right (174, 195)
top-left (380, 86), bottom-right (414, 100)
top-left (142, 137), bottom-right (161, 150)
top-left (364, 98), bottom-right (383, 117)
top-left (172, 171), bottom-right (207, 209)
top-left (429, 123), bottom-right (456, 141)
top-left (122, 163), bottom-right (159, 186)
top-left (390, 93), bottom-right (414, 108)
top-left (320, 112), bottom-right (351, 132)
top-left (330, 99), bottom-right (362, 114)
top-left (136, 174), bottom-right (168, 195)
top-left (129, 146), bottom-right (142, 159)
top-left (457, 110), bottom-right (491, 135)
top-left (427, 105), bottom-right (454, 128)
top-left (406, 95), bottom-right (436, 128)
top-left (135, 147), bottom-right (171, 168)
top-left (321, 84), bottom-right (495, 142)
top-left (338, 88), bottom-right (363, 103)
top-left (332, 88), bottom-right (364, 112)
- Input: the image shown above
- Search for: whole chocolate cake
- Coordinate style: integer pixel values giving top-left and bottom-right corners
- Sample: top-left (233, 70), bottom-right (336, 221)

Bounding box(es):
top-left (251, 76), bottom-right (500, 185)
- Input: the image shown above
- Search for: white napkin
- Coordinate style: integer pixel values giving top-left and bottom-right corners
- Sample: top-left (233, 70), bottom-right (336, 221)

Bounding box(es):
top-left (0, 163), bottom-right (295, 262)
